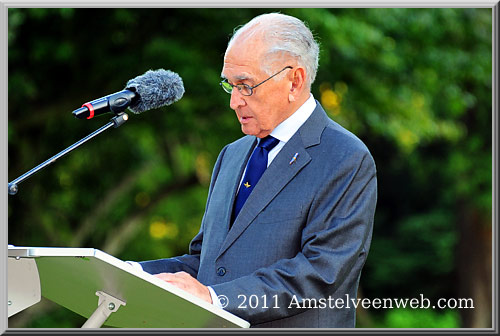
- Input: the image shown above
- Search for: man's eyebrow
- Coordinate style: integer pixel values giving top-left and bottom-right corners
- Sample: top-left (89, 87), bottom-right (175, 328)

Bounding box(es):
top-left (234, 74), bottom-right (252, 81)
top-left (220, 73), bottom-right (253, 83)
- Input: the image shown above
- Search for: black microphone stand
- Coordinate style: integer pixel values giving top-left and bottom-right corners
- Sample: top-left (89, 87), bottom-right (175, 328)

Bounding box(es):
top-left (8, 112), bottom-right (129, 195)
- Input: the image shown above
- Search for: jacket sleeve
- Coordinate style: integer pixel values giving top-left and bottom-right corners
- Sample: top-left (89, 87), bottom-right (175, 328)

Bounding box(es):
top-left (139, 145), bottom-right (229, 277)
top-left (211, 147), bottom-right (377, 324)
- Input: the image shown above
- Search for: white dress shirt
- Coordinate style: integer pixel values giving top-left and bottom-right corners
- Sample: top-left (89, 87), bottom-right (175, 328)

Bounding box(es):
top-left (267, 93), bottom-right (316, 165)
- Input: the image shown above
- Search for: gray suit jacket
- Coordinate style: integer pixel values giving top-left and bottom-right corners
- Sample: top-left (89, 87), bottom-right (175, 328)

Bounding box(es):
top-left (140, 102), bottom-right (377, 328)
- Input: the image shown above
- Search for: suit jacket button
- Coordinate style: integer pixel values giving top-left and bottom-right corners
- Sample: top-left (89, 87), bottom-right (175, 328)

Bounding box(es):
top-left (217, 267), bottom-right (226, 276)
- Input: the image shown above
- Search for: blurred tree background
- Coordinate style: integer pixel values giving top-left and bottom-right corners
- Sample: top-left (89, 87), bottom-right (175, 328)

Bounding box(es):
top-left (7, 8), bottom-right (493, 328)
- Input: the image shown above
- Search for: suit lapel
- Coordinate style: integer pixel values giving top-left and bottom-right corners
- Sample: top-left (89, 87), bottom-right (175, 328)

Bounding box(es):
top-left (217, 136), bottom-right (257, 233)
top-left (216, 102), bottom-right (329, 259)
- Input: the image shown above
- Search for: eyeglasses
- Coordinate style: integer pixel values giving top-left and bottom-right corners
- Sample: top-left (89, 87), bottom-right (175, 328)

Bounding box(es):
top-left (220, 66), bottom-right (293, 96)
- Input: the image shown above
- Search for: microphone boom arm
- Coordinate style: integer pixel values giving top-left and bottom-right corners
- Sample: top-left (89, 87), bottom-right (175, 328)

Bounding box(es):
top-left (8, 112), bottom-right (129, 195)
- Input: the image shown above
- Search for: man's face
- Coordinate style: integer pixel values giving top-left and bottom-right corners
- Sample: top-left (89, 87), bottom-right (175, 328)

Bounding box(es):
top-left (221, 36), bottom-right (293, 138)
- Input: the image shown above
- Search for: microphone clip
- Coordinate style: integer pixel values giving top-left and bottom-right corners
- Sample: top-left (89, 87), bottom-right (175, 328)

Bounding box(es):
top-left (112, 112), bottom-right (129, 128)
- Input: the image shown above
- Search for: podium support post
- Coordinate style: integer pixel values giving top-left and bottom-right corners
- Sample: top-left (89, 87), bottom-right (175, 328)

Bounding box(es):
top-left (81, 291), bottom-right (126, 328)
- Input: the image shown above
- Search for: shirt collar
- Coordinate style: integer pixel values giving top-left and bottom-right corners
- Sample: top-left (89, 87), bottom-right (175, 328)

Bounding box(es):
top-left (270, 94), bottom-right (316, 143)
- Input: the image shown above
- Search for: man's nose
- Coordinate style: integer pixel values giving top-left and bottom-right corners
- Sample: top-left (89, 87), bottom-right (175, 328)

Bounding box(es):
top-left (230, 89), bottom-right (246, 110)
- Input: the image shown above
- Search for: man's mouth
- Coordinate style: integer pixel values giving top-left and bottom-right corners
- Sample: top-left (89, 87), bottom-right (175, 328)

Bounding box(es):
top-left (240, 116), bottom-right (253, 123)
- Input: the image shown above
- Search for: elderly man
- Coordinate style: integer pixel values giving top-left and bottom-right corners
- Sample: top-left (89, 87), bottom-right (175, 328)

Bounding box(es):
top-left (136, 13), bottom-right (377, 328)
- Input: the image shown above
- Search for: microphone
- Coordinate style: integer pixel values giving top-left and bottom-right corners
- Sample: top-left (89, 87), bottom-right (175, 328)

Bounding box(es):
top-left (72, 69), bottom-right (185, 119)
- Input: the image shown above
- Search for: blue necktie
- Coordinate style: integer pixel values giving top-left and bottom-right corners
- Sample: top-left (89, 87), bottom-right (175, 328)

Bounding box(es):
top-left (231, 135), bottom-right (280, 224)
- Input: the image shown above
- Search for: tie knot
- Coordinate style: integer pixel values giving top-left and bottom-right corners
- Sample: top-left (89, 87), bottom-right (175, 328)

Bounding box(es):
top-left (258, 135), bottom-right (280, 151)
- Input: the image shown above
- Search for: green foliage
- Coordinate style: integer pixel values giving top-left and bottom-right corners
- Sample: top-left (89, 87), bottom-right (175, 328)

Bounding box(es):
top-left (7, 8), bottom-right (492, 328)
top-left (365, 210), bottom-right (458, 299)
top-left (381, 309), bottom-right (460, 328)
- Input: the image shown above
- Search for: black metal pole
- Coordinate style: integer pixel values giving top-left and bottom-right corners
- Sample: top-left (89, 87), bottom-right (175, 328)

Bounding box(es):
top-left (8, 112), bottom-right (129, 195)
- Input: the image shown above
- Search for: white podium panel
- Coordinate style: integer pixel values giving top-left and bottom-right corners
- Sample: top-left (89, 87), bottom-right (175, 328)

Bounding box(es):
top-left (8, 257), bottom-right (41, 317)
top-left (8, 247), bottom-right (250, 328)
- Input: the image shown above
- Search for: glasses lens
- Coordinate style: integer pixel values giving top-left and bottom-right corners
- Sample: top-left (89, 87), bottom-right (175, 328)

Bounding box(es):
top-left (221, 81), bottom-right (233, 94)
top-left (240, 85), bottom-right (252, 96)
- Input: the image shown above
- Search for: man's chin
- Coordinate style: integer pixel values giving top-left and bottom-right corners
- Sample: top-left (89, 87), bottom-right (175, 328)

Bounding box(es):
top-left (241, 125), bottom-right (257, 136)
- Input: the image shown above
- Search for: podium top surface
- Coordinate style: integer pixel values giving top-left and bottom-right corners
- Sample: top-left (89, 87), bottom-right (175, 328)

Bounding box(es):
top-left (8, 246), bottom-right (250, 328)
top-left (9, 246), bottom-right (98, 258)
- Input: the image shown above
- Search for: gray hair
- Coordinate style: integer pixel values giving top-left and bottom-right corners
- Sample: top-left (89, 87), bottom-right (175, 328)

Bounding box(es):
top-left (226, 13), bottom-right (320, 88)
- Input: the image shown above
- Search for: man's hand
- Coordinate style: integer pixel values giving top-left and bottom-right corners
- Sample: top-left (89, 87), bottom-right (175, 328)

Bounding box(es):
top-left (154, 271), bottom-right (212, 304)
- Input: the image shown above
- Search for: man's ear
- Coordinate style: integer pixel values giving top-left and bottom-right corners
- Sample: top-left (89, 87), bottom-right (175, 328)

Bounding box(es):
top-left (290, 66), bottom-right (306, 95)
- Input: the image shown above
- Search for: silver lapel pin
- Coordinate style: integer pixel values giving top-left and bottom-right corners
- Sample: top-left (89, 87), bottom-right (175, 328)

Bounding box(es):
top-left (289, 152), bottom-right (299, 165)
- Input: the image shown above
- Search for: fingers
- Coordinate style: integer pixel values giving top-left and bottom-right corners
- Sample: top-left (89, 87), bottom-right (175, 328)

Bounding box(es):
top-left (154, 271), bottom-right (190, 282)
top-left (154, 271), bottom-right (200, 291)
top-left (154, 272), bottom-right (190, 289)
top-left (153, 271), bottom-right (212, 304)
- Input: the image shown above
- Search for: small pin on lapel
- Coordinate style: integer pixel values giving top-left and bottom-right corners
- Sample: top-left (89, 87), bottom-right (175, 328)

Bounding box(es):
top-left (243, 182), bottom-right (251, 188)
top-left (289, 152), bottom-right (299, 165)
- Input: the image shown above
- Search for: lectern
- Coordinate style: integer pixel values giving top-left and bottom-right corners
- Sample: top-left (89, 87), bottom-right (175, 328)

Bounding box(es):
top-left (7, 246), bottom-right (250, 328)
